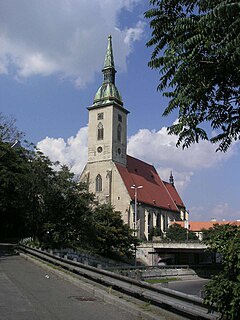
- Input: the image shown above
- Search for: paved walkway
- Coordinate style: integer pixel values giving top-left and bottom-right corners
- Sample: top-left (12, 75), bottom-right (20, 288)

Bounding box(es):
top-left (0, 248), bottom-right (137, 320)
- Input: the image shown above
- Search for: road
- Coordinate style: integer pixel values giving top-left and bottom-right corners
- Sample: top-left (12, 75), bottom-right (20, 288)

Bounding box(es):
top-left (156, 278), bottom-right (209, 297)
top-left (0, 246), bottom-right (138, 320)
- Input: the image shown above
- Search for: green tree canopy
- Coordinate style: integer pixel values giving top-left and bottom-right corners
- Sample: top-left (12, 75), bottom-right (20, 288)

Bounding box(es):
top-left (0, 141), bottom-right (30, 238)
top-left (204, 224), bottom-right (240, 319)
top-left (145, 0), bottom-right (240, 151)
top-left (166, 223), bottom-right (198, 241)
top-left (0, 131), bottom-right (136, 260)
top-left (0, 113), bottom-right (24, 143)
top-left (90, 204), bottom-right (137, 259)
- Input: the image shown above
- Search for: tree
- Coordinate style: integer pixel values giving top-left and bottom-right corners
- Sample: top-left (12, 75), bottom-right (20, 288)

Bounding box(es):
top-left (0, 141), bottom-right (56, 240)
top-left (24, 149), bottom-right (58, 241)
top-left (0, 141), bottom-right (30, 238)
top-left (166, 223), bottom-right (198, 241)
top-left (0, 113), bottom-right (24, 143)
top-left (0, 113), bottom-right (136, 259)
top-left (89, 204), bottom-right (137, 259)
top-left (204, 224), bottom-right (240, 319)
top-left (145, 1), bottom-right (240, 151)
top-left (41, 167), bottom-right (95, 249)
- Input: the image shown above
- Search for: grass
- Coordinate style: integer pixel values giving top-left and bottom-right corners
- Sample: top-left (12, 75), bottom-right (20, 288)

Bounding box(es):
top-left (145, 277), bottom-right (180, 284)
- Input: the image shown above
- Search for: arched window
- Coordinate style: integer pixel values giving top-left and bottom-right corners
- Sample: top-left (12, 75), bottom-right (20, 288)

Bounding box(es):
top-left (117, 124), bottom-right (122, 142)
top-left (96, 174), bottom-right (102, 192)
top-left (156, 214), bottom-right (160, 228)
top-left (148, 213), bottom-right (152, 235)
top-left (97, 122), bottom-right (104, 140)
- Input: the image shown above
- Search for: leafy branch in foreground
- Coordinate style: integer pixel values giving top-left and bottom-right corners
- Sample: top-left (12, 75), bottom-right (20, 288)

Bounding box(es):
top-left (145, 0), bottom-right (240, 152)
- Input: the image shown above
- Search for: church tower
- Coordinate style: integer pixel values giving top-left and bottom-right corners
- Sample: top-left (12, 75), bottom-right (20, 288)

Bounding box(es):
top-left (80, 36), bottom-right (187, 240)
top-left (81, 36), bottom-right (130, 205)
top-left (87, 35), bottom-right (129, 166)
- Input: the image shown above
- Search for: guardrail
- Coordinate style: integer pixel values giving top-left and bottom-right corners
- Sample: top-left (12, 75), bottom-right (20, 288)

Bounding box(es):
top-left (107, 264), bottom-right (190, 270)
top-left (17, 244), bottom-right (219, 320)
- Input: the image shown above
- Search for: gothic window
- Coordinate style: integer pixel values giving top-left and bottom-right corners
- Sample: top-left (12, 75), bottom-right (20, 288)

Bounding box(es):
top-left (118, 114), bottom-right (122, 122)
top-left (97, 112), bottom-right (104, 120)
top-left (97, 122), bottom-right (104, 140)
top-left (156, 214), bottom-right (161, 228)
top-left (148, 213), bottom-right (152, 235)
top-left (162, 215), bottom-right (167, 232)
top-left (96, 174), bottom-right (102, 192)
top-left (117, 124), bottom-right (122, 142)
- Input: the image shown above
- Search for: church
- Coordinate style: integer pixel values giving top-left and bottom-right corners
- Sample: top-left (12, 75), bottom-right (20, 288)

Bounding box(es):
top-left (80, 36), bottom-right (187, 240)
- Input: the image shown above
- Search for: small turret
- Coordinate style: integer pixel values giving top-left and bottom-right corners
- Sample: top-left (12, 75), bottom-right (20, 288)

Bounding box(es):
top-left (169, 171), bottom-right (174, 187)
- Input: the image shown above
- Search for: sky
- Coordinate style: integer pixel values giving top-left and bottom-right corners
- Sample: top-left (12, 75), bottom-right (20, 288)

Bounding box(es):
top-left (0, 0), bottom-right (239, 222)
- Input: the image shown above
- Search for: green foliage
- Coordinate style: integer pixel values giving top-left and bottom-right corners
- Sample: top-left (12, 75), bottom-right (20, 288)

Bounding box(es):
top-left (145, 277), bottom-right (179, 284)
top-left (42, 169), bottom-right (96, 249)
top-left (200, 228), bottom-right (212, 241)
top-left (166, 223), bottom-right (198, 241)
top-left (0, 124), bottom-right (135, 259)
top-left (145, 1), bottom-right (240, 151)
top-left (152, 226), bottom-right (163, 237)
top-left (149, 226), bottom-right (163, 240)
top-left (0, 112), bottom-right (24, 143)
top-left (90, 204), bottom-right (137, 259)
top-left (0, 141), bottom-right (30, 238)
top-left (204, 224), bottom-right (240, 319)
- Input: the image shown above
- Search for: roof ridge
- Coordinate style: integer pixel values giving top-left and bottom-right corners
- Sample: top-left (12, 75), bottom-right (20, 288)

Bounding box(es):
top-left (127, 154), bottom-right (154, 168)
top-left (160, 177), bottom-right (179, 211)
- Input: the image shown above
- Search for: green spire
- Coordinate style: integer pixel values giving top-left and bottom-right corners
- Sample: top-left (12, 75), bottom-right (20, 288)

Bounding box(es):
top-left (93, 35), bottom-right (123, 106)
top-left (104, 35), bottom-right (115, 68)
top-left (103, 35), bottom-right (116, 85)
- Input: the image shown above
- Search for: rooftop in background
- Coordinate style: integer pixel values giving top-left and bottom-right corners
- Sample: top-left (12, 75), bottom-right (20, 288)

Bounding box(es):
top-left (174, 220), bottom-right (240, 231)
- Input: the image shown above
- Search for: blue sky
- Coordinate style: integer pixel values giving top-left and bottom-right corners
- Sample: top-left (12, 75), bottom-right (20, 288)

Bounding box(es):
top-left (0, 0), bottom-right (239, 222)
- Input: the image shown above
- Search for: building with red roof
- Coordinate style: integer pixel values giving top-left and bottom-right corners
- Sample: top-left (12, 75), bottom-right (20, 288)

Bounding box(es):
top-left (172, 220), bottom-right (240, 240)
top-left (80, 36), bottom-right (187, 240)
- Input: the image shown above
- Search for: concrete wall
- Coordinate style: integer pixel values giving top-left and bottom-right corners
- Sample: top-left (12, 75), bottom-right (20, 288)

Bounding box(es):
top-left (136, 242), bottom-right (208, 266)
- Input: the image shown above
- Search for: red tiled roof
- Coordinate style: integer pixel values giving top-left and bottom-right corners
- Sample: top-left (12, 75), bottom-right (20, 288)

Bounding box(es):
top-left (174, 221), bottom-right (240, 231)
top-left (116, 155), bottom-right (179, 212)
top-left (163, 181), bottom-right (185, 209)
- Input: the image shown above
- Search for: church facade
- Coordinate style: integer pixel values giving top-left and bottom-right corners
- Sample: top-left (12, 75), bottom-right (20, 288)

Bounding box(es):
top-left (80, 36), bottom-right (187, 240)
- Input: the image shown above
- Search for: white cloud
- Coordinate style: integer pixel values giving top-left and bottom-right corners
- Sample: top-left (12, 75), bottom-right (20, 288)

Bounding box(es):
top-left (37, 126), bottom-right (88, 175)
top-left (37, 123), bottom-right (238, 195)
top-left (18, 53), bottom-right (58, 77)
top-left (123, 21), bottom-right (146, 45)
top-left (127, 126), bottom-right (238, 193)
top-left (127, 127), bottom-right (235, 170)
top-left (210, 203), bottom-right (240, 221)
top-left (0, 62), bottom-right (7, 75)
top-left (189, 203), bottom-right (240, 222)
top-left (0, 0), bottom-right (144, 86)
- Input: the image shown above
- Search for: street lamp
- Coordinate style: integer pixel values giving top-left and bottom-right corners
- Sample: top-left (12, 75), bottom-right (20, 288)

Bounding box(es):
top-left (131, 184), bottom-right (143, 238)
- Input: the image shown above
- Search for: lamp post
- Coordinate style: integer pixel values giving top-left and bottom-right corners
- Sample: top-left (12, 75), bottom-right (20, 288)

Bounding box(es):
top-left (131, 184), bottom-right (143, 237)
top-left (131, 184), bottom-right (143, 266)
